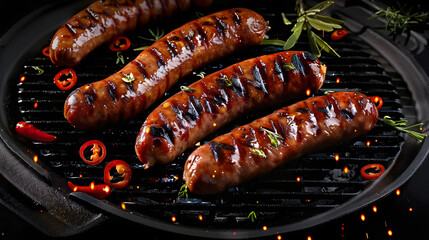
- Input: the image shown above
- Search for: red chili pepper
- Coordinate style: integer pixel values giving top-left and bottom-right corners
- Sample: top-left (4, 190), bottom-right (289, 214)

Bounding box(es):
top-left (15, 121), bottom-right (57, 142)
top-left (361, 164), bottom-right (385, 180)
top-left (54, 69), bottom-right (77, 91)
top-left (42, 46), bottom-right (50, 57)
top-left (79, 140), bottom-right (107, 165)
top-left (369, 96), bottom-right (383, 110)
top-left (331, 29), bottom-right (348, 40)
top-left (68, 181), bottom-right (111, 199)
top-left (109, 36), bottom-right (131, 52)
top-left (104, 160), bottom-right (132, 189)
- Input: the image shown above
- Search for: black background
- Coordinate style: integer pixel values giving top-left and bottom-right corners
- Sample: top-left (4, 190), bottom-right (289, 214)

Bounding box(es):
top-left (1, 0), bottom-right (429, 239)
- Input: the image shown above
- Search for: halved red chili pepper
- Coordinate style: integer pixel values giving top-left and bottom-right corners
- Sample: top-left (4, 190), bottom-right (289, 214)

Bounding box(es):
top-left (109, 36), bottom-right (131, 52)
top-left (54, 69), bottom-right (77, 91)
top-left (42, 46), bottom-right (50, 57)
top-left (68, 181), bottom-right (111, 199)
top-left (15, 121), bottom-right (57, 142)
top-left (79, 140), bottom-right (107, 165)
top-left (361, 163), bottom-right (385, 180)
top-left (331, 29), bottom-right (348, 40)
top-left (104, 160), bottom-right (132, 189)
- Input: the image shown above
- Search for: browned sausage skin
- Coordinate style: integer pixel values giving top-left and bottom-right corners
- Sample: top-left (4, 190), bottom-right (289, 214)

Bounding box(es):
top-left (135, 51), bottom-right (326, 167)
top-left (50, 0), bottom-right (192, 67)
top-left (183, 92), bottom-right (379, 194)
top-left (64, 8), bottom-right (267, 130)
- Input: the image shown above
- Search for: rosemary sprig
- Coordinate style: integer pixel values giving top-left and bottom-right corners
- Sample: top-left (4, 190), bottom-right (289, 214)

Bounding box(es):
top-left (116, 52), bottom-right (125, 64)
top-left (134, 28), bottom-right (165, 51)
top-left (261, 0), bottom-right (343, 57)
top-left (382, 116), bottom-right (426, 141)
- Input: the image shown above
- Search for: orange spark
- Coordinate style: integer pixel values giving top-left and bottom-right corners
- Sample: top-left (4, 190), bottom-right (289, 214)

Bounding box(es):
top-left (336, 77), bottom-right (340, 84)
top-left (335, 154), bottom-right (340, 161)
top-left (296, 177), bottom-right (301, 182)
top-left (262, 226), bottom-right (267, 231)
top-left (33, 154), bottom-right (38, 163)
top-left (20, 76), bottom-right (26, 82)
top-left (33, 101), bottom-right (38, 109)
top-left (360, 214), bottom-right (366, 221)
top-left (366, 140), bottom-right (371, 147)
top-left (306, 89), bottom-right (311, 96)
top-left (171, 216), bottom-right (177, 222)
top-left (387, 230), bottom-right (393, 236)
top-left (121, 202), bottom-right (126, 210)
top-left (373, 206), bottom-right (378, 213)
top-left (396, 189), bottom-right (401, 196)
top-left (344, 166), bottom-right (349, 174)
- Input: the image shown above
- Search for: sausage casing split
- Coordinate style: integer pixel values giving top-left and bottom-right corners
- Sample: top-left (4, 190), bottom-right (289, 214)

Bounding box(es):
top-left (50, 0), bottom-right (193, 67)
top-left (135, 51), bottom-right (326, 167)
top-left (64, 8), bottom-right (267, 130)
top-left (183, 92), bottom-right (379, 194)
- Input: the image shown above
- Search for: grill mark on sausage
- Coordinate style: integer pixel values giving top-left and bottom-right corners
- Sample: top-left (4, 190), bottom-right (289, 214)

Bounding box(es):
top-left (149, 47), bottom-right (166, 67)
top-left (106, 80), bottom-right (118, 101)
top-left (340, 109), bottom-right (355, 120)
top-left (165, 39), bottom-right (178, 57)
top-left (193, 22), bottom-right (208, 45)
top-left (292, 53), bottom-right (306, 76)
top-left (249, 60), bottom-right (268, 94)
top-left (204, 99), bottom-right (214, 114)
top-left (133, 59), bottom-right (148, 78)
top-left (184, 96), bottom-right (203, 122)
top-left (181, 29), bottom-right (196, 52)
top-left (230, 76), bottom-right (245, 97)
top-left (83, 85), bottom-right (97, 106)
top-left (232, 11), bottom-right (241, 26)
top-left (86, 8), bottom-right (100, 21)
top-left (273, 59), bottom-right (285, 82)
top-left (209, 141), bottom-right (235, 163)
top-left (65, 23), bottom-right (77, 35)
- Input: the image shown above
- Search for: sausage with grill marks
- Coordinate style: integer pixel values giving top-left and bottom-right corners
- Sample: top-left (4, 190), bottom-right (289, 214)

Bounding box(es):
top-left (64, 8), bottom-right (267, 130)
top-left (183, 92), bottom-right (379, 194)
top-left (135, 51), bottom-right (326, 167)
top-left (50, 0), bottom-right (195, 67)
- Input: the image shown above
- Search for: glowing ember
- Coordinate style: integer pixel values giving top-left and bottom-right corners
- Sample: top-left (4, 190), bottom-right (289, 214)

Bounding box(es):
top-left (20, 76), bottom-right (26, 82)
top-left (373, 206), bottom-right (378, 213)
top-left (366, 140), bottom-right (371, 147)
top-left (33, 154), bottom-right (38, 163)
top-left (335, 154), bottom-right (340, 161)
top-left (198, 214), bottom-right (203, 221)
top-left (262, 226), bottom-right (267, 231)
top-left (336, 77), bottom-right (340, 84)
top-left (90, 181), bottom-right (95, 190)
top-left (213, 122), bottom-right (217, 127)
top-left (103, 186), bottom-right (111, 193)
top-left (360, 214), bottom-right (366, 221)
top-left (296, 177), bottom-right (301, 182)
top-left (306, 89), bottom-right (311, 96)
top-left (409, 207), bottom-right (413, 212)
top-left (73, 187), bottom-right (78, 192)
top-left (33, 102), bottom-right (38, 109)
top-left (396, 189), bottom-right (401, 196)
top-left (277, 235), bottom-right (282, 240)
top-left (307, 236), bottom-right (312, 240)
top-left (121, 202), bottom-right (126, 210)
top-left (343, 166), bottom-right (349, 174)
top-left (387, 230), bottom-right (393, 236)
top-left (171, 216), bottom-right (177, 222)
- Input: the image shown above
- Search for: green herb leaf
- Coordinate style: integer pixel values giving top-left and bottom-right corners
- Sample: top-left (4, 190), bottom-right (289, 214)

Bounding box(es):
top-left (122, 72), bottom-right (135, 83)
top-left (180, 86), bottom-right (195, 93)
top-left (284, 20), bottom-right (304, 50)
top-left (311, 30), bottom-right (341, 57)
top-left (382, 116), bottom-right (426, 141)
top-left (248, 211), bottom-right (257, 222)
top-left (307, 16), bottom-right (341, 31)
top-left (133, 46), bottom-right (149, 51)
top-left (30, 66), bottom-right (44, 75)
top-left (138, 28), bottom-right (165, 42)
top-left (218, 75), bottom-right (232, 87)
top-left (263, 128), bottom-right (284, 147)
top-left (193, 71), bottom-right (206, 78)
top-left (116, 52), bottom-right (125, 64)
top-left (283, 63), bottom-right (296, 70)
top-left (251, 148), bottom-right (266, 157)
top-left (178, 184), bottom-right (189, 198)
top-left (260, 39), bottom-right (287, 46)
top-left (281, 12), bottom-right (293, 25)
top-left (312, 14), bottom-right (344, 25)
top-left (307, 26), bottom-right (321, 57)
top-left (305, 1), bottom-right (335, 14)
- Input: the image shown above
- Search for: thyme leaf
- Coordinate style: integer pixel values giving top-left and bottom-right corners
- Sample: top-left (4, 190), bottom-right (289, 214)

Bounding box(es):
top-left (30, 66), bottom-right (44, 75)
top-left (382, 116), bottom-right (426, 141)
top-left (180, 86), bottom-right (195, 93)
top-left (248, 211), bottom-right (257, 222)
top-left (122, 72), bottom-right (135, 83)
top-left (178, 184), bottom-right (188, 198)
top-left (251, 148), bottom-right (266, 157)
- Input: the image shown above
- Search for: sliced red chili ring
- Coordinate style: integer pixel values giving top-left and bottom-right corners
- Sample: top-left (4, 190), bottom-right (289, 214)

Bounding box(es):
top-left (331, 29), bottom-right (348, 40)
top-left (361, 163), bottom-right (385, 180)
top-left (79, 140), bottom-right (107, 165)
top-left (54, 68), bottom-right (77, 91)
top-left (42, 46), bottom-right (50, 57)
top-left (109, 36), bottom-right (131, 52)
top-left (104, 160), bottom-right (132, 189)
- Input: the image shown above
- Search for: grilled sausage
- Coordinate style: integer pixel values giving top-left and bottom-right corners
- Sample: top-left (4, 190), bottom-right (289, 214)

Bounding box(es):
top-left (183, 92), bottom-right (379, 194)
top-left (135, 51), bottom-right (327, 167)
top-left (64, 8), bottom-right (267, 130)
top-left (50, 0), bottom-right (193, 67)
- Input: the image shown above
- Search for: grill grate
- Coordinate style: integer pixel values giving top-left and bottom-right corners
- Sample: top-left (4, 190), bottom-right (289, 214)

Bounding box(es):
top-left (14, 2), bottom-right (407, 231)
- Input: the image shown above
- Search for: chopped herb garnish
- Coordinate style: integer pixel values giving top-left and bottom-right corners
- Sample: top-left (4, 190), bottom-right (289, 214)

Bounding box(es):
top-left (251, 148), bottom-right (266, 157)
top-left (178, 184), bottom-right (188, 198)
top-left (180, 86), bottom-right (195, 93)
top-left (262, 128), bottom-right (284, 147)
top-left (261, 0), bottom-right (343, 57)
top-left (248, 211), bottom-right (257, 222)
top-left (193, 71), bottom-right (206, 78)
top-left (30, 66), bottom-right (44, 75)
top-left (122, 73), bottom-right (135, 83)
top-left (382, 116), bottom-right (426, 141)
top-left (116, 52), bottom-right (125, 64)
top-left (283, 63), bottom-right (295, 71)
top-left (134, 28), bottom-right (165, 51)
top-left (218, 75), bottom-right (232, 87)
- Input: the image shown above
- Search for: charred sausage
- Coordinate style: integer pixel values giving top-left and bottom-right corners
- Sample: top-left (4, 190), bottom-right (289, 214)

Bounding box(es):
top-left (50, 0), bottom-right (194, 67)
top-left (135, 51), bottom-right (326, 167)
top-left (64, 8), bottom-right (267, 130)
top-left (183, 92), bottom-right (379, 194)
